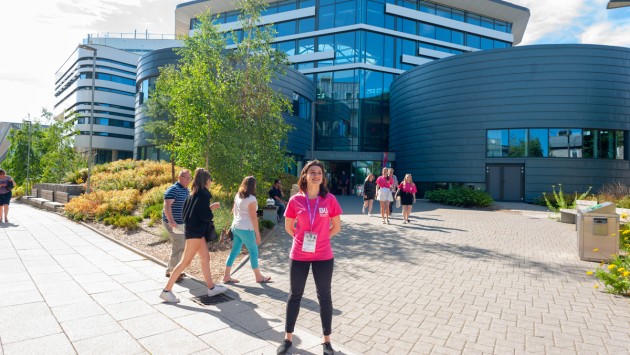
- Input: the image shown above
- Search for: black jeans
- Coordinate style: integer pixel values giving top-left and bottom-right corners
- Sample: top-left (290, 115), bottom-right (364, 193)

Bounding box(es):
top-left (285, 258), bottom-right (334, 335)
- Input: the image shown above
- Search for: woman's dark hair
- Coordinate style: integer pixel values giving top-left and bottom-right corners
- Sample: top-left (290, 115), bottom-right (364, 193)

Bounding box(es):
top-left (238, 176), bottom-right (256, 198)
top-left (191, 168), bottom-right (211, 195)
top-left (298, 160), bottom-right (329, 198)
top-left (0, 169), bottom-right (5, 175)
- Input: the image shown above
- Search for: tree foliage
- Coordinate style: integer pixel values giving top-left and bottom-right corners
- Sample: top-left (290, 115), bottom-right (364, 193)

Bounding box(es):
top-left (4, 109), bottom-right (85, 185)
top-left (146, 0), bottom-right (293, 192)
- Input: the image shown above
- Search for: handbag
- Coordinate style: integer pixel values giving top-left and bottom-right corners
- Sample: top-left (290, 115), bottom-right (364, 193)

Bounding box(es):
top-left (395, 195), bottom-right (401, 209)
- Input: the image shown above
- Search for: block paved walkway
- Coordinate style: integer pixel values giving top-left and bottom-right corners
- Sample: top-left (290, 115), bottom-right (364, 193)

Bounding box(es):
top-left (2, 198), bottom-right (630, 354)
top-left (231, 197), bottom-right (630, 354)
top-left (0, 203), bottom-right (356, 355)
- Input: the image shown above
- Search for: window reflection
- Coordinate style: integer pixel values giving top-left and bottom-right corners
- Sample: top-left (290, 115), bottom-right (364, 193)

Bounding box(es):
top-left (508, 129), bottom-right (526, 157)
top-left (528, 129), bottom-right (548, 157)
top-left (487, 130), bottom-right (508, 157)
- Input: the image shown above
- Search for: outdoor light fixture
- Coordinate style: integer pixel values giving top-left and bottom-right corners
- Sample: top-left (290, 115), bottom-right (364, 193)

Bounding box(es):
top-left (607, 1), bottom-right (630, 9)
top-left (77, 44), bottom-right (97, 193)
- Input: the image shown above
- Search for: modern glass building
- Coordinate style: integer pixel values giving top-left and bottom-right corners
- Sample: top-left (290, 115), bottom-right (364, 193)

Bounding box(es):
top-left (174, 0), bottom-right (530, 191)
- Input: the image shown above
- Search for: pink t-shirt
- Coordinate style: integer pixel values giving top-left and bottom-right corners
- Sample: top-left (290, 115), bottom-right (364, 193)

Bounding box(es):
top-left (398, 182), bottom-right (417, 194)
top-left (285, 192), bottom-right (343, 261)
top-left (376, 176), bottom-right (391, 188)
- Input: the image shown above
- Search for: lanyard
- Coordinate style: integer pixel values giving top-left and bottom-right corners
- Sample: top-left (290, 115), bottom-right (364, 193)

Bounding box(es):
top-left (305, 194), bottom-right (320, 231)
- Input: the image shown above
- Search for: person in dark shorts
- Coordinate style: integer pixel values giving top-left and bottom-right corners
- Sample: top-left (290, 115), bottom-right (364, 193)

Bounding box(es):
top-left (0, 169), bottom-right (15, 223)
top-left (362, 173), bottom-right (376, 216)
top-left (397, 174), bottom-right (418, 224)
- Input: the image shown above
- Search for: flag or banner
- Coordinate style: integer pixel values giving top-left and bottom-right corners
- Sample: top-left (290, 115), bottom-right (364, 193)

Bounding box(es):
top-left (383, 152), bottom-right (388, 168)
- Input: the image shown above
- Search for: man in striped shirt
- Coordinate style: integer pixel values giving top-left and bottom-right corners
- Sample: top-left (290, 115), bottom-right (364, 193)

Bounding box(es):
top-left (162, 169), bottom-right (191, 282)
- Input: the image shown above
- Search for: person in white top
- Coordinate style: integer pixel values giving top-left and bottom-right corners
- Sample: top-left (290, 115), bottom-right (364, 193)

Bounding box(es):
top-left (223, 176), bottom-right (271, 284)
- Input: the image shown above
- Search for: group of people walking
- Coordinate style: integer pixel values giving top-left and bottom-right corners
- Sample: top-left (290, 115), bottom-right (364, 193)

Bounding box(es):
top-left (159, 161), bottom-right (343, 355)
top-left (362, 167), bottom-right (417, 224)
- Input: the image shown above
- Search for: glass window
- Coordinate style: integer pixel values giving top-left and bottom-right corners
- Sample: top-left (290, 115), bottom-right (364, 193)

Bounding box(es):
top-left (278, 0), bottom-right (297, 12)
top-left (298, 37), bottom-right (315, 54)
top-left (384, 35), bottom-right (395, 68)
top-left (481, 17), bottom-right (494, 29)
top-left (367, 1), bottom-right (384, 27)
top-left (277, 41), bottom-right (296, 56)
top-left (617, 131), bottom-right (624, 160)
top-left (226, 13), bottom-right (239, 23)
top-left (419, 1), bottom-right (436, 14)
top-left (402, 18), bottom-right (416, 35)
top-left (277, 21), bottom-right (296, 36)
top-left (487, 130), bottom-right (508, 157)
top-left (402, 0), bottom-right (416, 9)
top-left (435, 5), bottom-right (451, 19)
top-left (466, 34), bottom-right (481, 49)
top-left (481, 37), bottom-right (494, 50)
top-left (297, 62), bottom-right (314, 69)
top-left (467, 14), bottom-right (481, 26)
top-left (435, 26), bottom-right (451, 42)
top-left (585, 129), bottom-right (616, 159)
top-left (495, 20), bottom-right (507, 33)
top-left (320, 0), bottom-right (335, 5)
top-left (528, 129), bottom-right (548, 157)
top-left (385, 13), bottom-right (395, 30)
top-left (451, 9), bottom-right (464, 22)
top-left (362, 70), bottom-right (383, 99)
top-left (508, 129), bottom-right (527, 157)
top-left (494, 40), bottom-right (508, 49)
top-left (365, 32), bottom-right (384, 66)
top-left (299, 17), bottom-right (315, 32)
top-left (318, 5), bottom-right (334, 30)
top-left (402, 39), bottom-right (416, 56)
top-left (550, 129), bottom-right (582, 158)
top-left (317, 35), bottom-right (334, 52)
top-left (419, 23), bottom-right (435, 39)
top-left (335, 1), bottom-right (356, 27)
top-left (299, 0), bottom-right (315, 8)
top-left (335, 32), bottom-right (356, 64)
top-left (383, 73), bottom-right (394, 96)
top-left (451, 30), bottom-right (464, 45)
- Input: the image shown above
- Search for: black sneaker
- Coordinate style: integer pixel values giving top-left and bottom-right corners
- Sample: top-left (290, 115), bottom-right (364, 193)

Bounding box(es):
top-left (277, 339), bottom-right (292, 355)
top-left (323, 342), bottom-right (335, 355)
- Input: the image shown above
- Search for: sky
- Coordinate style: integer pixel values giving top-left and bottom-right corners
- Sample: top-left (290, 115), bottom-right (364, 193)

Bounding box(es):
top-left (0, 0), bottom-right (629, 123)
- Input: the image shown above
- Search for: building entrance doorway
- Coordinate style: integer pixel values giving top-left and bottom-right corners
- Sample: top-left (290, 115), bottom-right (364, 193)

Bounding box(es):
top-left (323, 161), bottom-right (353, 195)
top-left (486, 164), bottom-right (524, 201)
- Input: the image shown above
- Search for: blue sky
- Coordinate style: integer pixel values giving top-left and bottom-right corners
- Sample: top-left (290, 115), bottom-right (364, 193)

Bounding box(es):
top-left (0, 0), bottom-right (628, 123)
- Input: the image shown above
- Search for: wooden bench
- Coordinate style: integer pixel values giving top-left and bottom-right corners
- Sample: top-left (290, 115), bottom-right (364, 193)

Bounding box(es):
top-left (40, 189), bottom-right (54, 201)
top-left (559, 200), bottom-right (598, 224)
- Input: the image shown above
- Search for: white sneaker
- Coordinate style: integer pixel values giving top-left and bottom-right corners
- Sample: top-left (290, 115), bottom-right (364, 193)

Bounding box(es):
top-left (160, 290), bottom-right (180, 303)
top-left (207, 284), bottom-right (228, 297)
top-left (362, 206), bottom-right (366, 214)
top-left (368, 213), bottom-right (371, 217)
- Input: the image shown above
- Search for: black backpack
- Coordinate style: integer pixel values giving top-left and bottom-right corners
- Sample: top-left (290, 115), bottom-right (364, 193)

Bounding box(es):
top-left (181, 194), bottom-right (197, 224)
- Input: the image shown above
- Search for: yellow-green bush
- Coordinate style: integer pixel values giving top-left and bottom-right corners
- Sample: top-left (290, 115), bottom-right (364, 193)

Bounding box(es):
top-left (140, 184), bottom-right (170, 208)
top-left (103, 214), bottom-right (143, 230)
top-left (65, 189), bottom-right (140, 221)
top-left (89, 160), bottom-right (177, 192)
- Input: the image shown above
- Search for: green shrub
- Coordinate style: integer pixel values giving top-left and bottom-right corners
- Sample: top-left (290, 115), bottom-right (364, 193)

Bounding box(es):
top-left (615, 196), bottom-right (630, 209)
top-left (259, 219), bottom-right (275, 231)
top-left (12, 185), bottom-right (25, 199)
top-left (102, 214), bottom-right (142, 230)
top-left (542, 184), bottom-right (592, 213)
top-left (425, 188), bottom-right (493, 207)
top-left (142, 203), bottom-right (164, 226)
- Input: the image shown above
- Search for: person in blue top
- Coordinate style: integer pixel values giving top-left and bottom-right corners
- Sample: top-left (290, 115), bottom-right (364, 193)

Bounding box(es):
top-left (162, 169), bottom-right (191, 282)
top-left (0, 169), bottom-right (15, 223)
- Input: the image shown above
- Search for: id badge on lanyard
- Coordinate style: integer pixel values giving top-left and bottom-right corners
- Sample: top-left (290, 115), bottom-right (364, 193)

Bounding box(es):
top-left (302, 195), bottom-right (319, 253)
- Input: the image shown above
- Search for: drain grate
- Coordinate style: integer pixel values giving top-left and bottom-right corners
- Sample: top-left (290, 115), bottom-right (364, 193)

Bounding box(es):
top-left (191, 294), bottom-right (233, 306)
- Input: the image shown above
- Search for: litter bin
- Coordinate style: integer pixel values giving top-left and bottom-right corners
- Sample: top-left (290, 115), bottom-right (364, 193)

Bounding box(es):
top-left (577, 202), bottom-right (620, 261)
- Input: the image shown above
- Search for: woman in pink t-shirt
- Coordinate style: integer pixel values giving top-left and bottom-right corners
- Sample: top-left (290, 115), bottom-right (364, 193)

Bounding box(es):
top-left (398, 174), bottom-right (418, 224)
top-left (375, 167), bottom-right (393, 224)
top-left (278, 160), bottom-right (342, 355)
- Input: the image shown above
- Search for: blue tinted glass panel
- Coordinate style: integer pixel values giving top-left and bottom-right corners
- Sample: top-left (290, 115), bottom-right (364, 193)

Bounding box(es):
top-left (336, 1), bottom-right (356, 27)
top-left (419, 1), bottom-right (435, 14)
top-left (297, 62), bottom-right (314, 69)
top-left (298, 38), bottom-right (315, 54)
top-left (362, 70), bottom-right (383, 99)
top-left (508, 129), bottom-right (527, 157)
top-left (452, 9), bottom-right (464, 21)
top-left (300, 0), bottom-right (314, 7)
top-left (466, 34), bottom-right (481, 49)
top-left (452, 30), bottom-right (464, 45)
top-left (435, 5), bottom-right (451, 18)
top-left (383, 73), bottom-right (394, 94)
top-left (333, 70), bottom-right (357, 101)
top-left (402, 0), bottom-right (416, 9)
top-left (335, 32), bottom-right (356, 65)
top-left (487, 130), bottom-right (508, 157)
top-left (528, 129), bottom-right (548, 157)
top-left (277, 41), bottom-right (296, 56)
top-left (367, 1), bottom-right (384, 27)
top-left (385, 14), bottom-right (395, 29)
top-left (402, 19), bottom-right (416, 35)
top-left (318, 35), bottom-right (334, 52)
top-left (278, 1), bottom-right (297, 12)
top-left (299, 18), bottom-right (315, 32)
top-left (318, 5), bottom-right (334, 30)
top-left (419, 23), bottom-right (435, 38)
top-left (481, 37), bottom-right (493, 50)
top-left (467, 14), bottom-right (481, 26)
top-left (435, 26), bottom-right (450, 42)
top-left (384, 35), bottom-right (395, 68)
top-left (365, 32), bottom-right (384, 66)
top-left (320, 0), bottom-right (334, 5)
top-left (419, 42), bottom-right (435, 50)
top-left (226, 13), bottom-right (239, 23)
top-left (402, 39), bottom-right (416, 56)
top-left (494, 40), bottom-right (508, 49)
top-left (550, 129), bottom-right (582, 158)
top-left (495, 21), bottom-right (507, 32)
top-left (277, 21), bottom-right (296, 36)
top-left (481, 17), bottom-right (494, 29)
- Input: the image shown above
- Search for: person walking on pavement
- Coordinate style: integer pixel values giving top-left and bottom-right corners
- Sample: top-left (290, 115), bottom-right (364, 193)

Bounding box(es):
top-left (362, 173), bottom-right (376, 216)
top-left (398, 174), bottom-right (418, 224)
top-left (162, 169), bottom-right (191, 282)
top-left (388, 168), bottom-right (398, 215)
top-left (338, 170), bottom-right (349, 196)
top-left (277, 160), bottom-right (342, 355)
top-left (223, 176), bottom-right (272, 284)
top-left (269, 179), bottom-right (286, 222)
top-left (375, 167), bottom-right (393, 224)
top-left (0, 169), bottom-right (15, 224)
top-left (160, 168), bottom-right (227, 303)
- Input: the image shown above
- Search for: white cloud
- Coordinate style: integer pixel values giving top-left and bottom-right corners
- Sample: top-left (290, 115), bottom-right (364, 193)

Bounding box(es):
top-left (509, 0), bottom-right (588, 44)
top-left (579, 21), bottom-right (630, 46)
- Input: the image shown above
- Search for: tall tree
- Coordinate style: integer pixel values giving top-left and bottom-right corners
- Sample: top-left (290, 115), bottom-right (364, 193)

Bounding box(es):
top-left (147, 0), bottom-right (293, 191)
top-left (4, 109), bottom-right (85, 185)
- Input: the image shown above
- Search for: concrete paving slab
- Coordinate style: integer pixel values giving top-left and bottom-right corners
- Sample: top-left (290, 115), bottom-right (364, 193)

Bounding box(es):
top-left (119, 312), bottom-right (180, 339)
top-left (60, 313), bottom-right (123, 342)
top-left (2, 333), bottom-right (75, 355)
top-left (100, 299), bottom-right (157, 321)
top-left (138, 328), bottom-right (209, 355)
top-left (72, 330), bottom-right (145, 355)
top-left (198, 325), bottom-right (271, 354)
top-left (172, 312), bottom-right (233, 336)
top-left (51, 300), bottom-right (107, 322)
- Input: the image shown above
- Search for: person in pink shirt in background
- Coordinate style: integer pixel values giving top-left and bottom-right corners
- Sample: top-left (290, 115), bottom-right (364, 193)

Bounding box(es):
top-left (277, 160), bottom-right (342, 355)
top-left (398, 174), bottom-right (418, 224)
top-left (375, 167), bottom-right (393, 224)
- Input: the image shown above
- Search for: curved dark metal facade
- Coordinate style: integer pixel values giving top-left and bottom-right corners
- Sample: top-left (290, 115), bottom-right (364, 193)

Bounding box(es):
top-left (390, 44), bottom-right (630, 202)
top-left (134, 48), bottom-right (315, 160)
